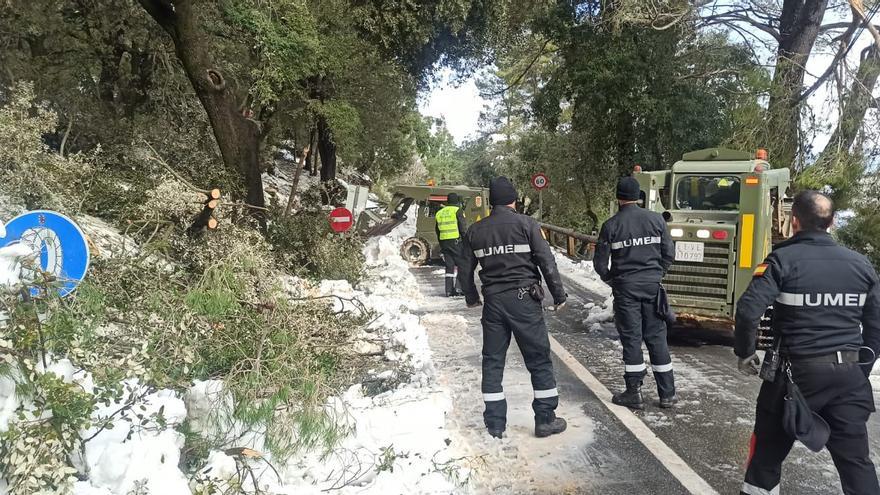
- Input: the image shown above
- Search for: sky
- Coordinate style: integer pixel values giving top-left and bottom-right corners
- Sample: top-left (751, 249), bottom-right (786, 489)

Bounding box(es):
top-left (419, 12), bottom-right (879, 155)
top-left (418, 69), bottom-right (487, 145)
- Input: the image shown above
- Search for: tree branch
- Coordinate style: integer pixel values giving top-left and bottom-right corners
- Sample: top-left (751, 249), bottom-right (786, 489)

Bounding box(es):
top-left (136, 0), bottom-right (178, 38)
top-left (485, 40), bottom-right (552, 97)
top-left (700, 11), bottom-right (780, 41)
top-left (849, 0), bottom-right (880, 51)
top-left (798, 9), bottom-right (860, 102)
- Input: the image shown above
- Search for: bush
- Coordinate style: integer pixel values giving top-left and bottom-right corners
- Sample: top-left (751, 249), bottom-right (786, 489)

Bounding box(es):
top-left (267, 210), bottom-right (365, 284)
top-left (837, 208), bottom-right (880, 271)
top-left (0, 82), bottom-right (96, 212)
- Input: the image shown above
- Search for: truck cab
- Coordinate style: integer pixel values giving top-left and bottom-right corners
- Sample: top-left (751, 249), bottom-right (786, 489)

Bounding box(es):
top-left (633, 148), bottom-right (791, 328)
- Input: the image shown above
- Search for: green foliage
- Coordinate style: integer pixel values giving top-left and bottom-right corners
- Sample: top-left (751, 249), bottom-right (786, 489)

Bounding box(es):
top-left (0, 82), bottom-right (95, 211)
top-left (422, 119), bottom-right (466, 184)
top-left (838, 209), bottom-right (880, 271)
top-left (267, 210), bottom-right (366, 283)
top-left (797, 152), bottom-right (866, 209)
top-left (837, 174), bottom-right (880, 270)
top-left (354, 0), bottom-right (508, 81)
top-left (223, 0), bottom-right (321, 106)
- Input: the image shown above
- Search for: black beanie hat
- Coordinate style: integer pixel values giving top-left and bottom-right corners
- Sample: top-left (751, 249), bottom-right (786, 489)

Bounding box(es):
top-left (489, 176), bottom-right (518, 206)
top-left (617, 177), bottom-right (641, 201)
top-left (446, 192), bottom-right (461, 205)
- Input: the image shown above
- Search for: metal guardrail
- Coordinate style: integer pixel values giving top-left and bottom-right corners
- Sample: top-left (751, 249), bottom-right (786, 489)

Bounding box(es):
top-left (540, 223), bottom-right (599, 260)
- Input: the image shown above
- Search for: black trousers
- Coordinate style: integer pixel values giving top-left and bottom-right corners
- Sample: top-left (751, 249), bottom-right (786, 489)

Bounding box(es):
top-left (481, 288), bottom-right (558, 430)
top-left (743, 362), bottom-right (878, 495)
top-left (612, 283), bottom-right (675, 398)
top-left (439, 239), bottom-right (464, 296)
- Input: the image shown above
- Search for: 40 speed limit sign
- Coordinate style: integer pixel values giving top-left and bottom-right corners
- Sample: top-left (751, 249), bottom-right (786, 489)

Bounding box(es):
top-left (531, 173), bottom-right (549, 191)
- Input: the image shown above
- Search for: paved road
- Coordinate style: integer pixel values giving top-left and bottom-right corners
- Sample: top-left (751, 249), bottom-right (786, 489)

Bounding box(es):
top-left (413, 266), bottom-right (880, 494)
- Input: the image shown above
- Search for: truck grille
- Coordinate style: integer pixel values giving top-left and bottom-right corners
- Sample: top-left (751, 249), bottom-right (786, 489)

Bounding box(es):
top-left (663, 242), bottom-right (732, 313)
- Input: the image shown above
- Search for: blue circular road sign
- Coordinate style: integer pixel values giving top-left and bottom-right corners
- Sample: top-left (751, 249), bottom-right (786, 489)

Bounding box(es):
top-left (0, 211), bottom-right (90, 297)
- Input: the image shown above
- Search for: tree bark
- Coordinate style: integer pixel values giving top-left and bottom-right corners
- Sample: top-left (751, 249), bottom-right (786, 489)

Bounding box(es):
top-left (136, 0), bottom-right (266, 228)
top-left (317, 115), bottom-right (337, 182)
top-left (765, 0), bottom-right (829, 171)
top-left (284, 149), bottom-right (309, 216)
top-left (307, 126), bottom-right (319, 176)
top-left (815, 45), bottom-right (880, 165)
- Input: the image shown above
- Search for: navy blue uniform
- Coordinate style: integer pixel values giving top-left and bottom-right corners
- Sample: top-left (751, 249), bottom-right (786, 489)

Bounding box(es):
top-left (735, 231), bottom-right (880, 495)
top-left (460, 206), bottom-right (566, 432)
top-left (593, 203), bottom-right (676, 398)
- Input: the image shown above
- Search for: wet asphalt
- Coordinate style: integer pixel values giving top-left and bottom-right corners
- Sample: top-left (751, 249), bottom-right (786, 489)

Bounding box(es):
top-left (554, 275), bottom-right (880, 495)
top-left (414, 266), bottom-right (880, 494)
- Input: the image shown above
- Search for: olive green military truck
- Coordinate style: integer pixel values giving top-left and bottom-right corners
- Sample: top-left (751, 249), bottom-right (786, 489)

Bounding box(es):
top-left (632, 148), bottom-right (792, 335)
top-left (359, 185), bottom-right (490, 264)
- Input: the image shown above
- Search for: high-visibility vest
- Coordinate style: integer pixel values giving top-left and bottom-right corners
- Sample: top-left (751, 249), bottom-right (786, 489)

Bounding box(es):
top-left (436, 206), bottom-right (461, 241)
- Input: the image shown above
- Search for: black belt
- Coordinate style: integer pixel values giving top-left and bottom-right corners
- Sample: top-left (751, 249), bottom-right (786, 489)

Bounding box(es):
top-left (786, 350), bottom-right (859, 365)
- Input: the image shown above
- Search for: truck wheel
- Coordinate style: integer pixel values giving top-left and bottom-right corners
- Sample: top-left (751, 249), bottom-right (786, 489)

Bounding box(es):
top-left (401, 237), bottom-right (430, 265)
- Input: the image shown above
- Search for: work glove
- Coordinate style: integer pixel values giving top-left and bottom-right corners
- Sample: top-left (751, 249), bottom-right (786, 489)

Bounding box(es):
top-left (737, 353), bottom-right (761, 376)
top-left (545, 296), bottom-right (567, 312)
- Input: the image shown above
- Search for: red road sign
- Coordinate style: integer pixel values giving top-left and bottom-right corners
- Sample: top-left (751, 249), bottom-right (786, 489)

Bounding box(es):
top-left (329, 207), bottom-right (354, 233)
top-left (531, 173), bottom-right (550, 191)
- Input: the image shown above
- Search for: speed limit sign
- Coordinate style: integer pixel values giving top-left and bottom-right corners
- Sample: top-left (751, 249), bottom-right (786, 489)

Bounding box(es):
top-left (531, 173), bottom-right (549, 191)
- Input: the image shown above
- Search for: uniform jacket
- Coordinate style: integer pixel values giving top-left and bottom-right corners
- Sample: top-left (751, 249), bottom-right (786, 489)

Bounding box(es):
top-left (734, 231), bottom-right (880, 359)
top-left (460, 206), bottom-right (566, 306)
top-left (593, 204), bottom-right (674, 291)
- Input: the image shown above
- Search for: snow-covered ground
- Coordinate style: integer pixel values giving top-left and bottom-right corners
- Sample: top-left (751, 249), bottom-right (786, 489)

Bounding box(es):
top-left (552, 252), bottom-right (615, 332)
top-left (0, 168), bottom-right (471, 493)
top-left (418, 293), bottom-right (598, 494)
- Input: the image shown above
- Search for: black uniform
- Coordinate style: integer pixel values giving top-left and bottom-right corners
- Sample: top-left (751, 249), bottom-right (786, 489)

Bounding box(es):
top-left (593, 203), bottom-right (676, 397)
top-left (460, 206), bottom-right (566, 431)
top-left (435, 208), bottom-right (468, 296)
top-left (735, 231), bottom-right (880, 495)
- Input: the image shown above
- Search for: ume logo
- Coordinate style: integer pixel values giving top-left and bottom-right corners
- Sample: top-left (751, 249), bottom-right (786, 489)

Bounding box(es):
top-left (805, 293), bottom-right (863, 307)
top-left (488, 245), bottom-right (516, 255)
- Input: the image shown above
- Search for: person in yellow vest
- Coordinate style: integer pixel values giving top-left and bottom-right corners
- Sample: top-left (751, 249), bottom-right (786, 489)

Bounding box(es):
top-left (435, 192), bottom-right (469, 297)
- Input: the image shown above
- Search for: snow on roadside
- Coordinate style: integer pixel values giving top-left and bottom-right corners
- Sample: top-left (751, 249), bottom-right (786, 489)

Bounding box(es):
top-left (192, 213), bottom-right (465, 494)
top-left (1, 189), bottom-right (462, 494)
top-left (553, 251), bottom-right (614, 330)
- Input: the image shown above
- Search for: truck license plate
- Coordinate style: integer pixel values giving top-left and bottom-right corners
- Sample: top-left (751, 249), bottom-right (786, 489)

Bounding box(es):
top-left (675, 241), bottom-right (704, 262)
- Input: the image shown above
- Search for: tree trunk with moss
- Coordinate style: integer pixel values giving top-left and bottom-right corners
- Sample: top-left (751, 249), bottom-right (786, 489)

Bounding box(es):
top-left (136, 0), bottom-right (266, 228)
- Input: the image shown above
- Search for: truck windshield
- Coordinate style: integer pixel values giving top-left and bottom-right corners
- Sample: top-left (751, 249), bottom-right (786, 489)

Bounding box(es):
top-left (675, 176), bottom-right (741, 211)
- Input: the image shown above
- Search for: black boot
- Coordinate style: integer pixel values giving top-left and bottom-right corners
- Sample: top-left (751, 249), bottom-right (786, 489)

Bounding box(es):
top-left (612, 385), bottom-right (645, 410)
top-left (487, 427), bottom-right (504, 439)
top-left (535, 417), bottom-right (567, 438)
top-left (659, 395), bottom-right (677, 409)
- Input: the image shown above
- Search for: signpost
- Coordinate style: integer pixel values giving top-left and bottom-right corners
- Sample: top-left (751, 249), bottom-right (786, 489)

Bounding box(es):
top-left (531, 173), bottom-right (550, 221)
top-left (0, 210), bottom-right (91, 297)
top-left (329, 207), bottom-right (354, 233)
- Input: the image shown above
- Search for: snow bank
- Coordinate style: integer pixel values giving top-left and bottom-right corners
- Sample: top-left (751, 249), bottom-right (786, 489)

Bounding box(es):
top-left (1, 180), bottom-right (456, 493)
top-left (552, 251), bottom-right (615, 329)
top-left (78, 384), bottom-right (189, 495)
top-left (553, 251), bottom-right (611, 298)
top-left (192, 214), bottom-right (459, 494)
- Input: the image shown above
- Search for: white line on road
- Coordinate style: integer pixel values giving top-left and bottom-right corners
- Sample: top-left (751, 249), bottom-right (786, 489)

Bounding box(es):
top-left (549, 335), bottom-right (720, 495)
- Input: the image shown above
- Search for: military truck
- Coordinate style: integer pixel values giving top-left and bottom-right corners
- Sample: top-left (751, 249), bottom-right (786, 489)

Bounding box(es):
top-left (359, 185), bottom-right (490, 264)
top-left (631, 148), bottom-right (792, 336)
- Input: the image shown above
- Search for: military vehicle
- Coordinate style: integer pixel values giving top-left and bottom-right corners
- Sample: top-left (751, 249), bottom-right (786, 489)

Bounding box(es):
top-left (631, 148), bottom-right (792, 337)
top-left (359, 185), bottom-right (490, 264)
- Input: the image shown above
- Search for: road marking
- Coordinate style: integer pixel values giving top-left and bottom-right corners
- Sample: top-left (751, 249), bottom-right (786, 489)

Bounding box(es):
top-left (549, 335), bottom-right (720, 495)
